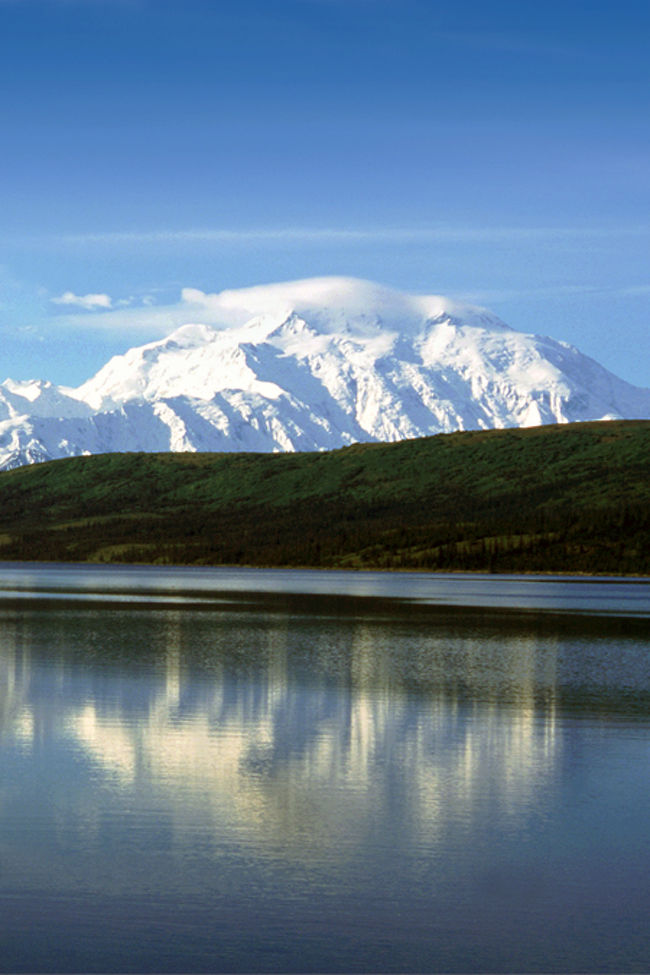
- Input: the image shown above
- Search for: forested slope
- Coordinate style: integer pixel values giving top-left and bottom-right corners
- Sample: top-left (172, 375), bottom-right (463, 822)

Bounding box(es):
top-left (0, 420), bottom-right (648, 574)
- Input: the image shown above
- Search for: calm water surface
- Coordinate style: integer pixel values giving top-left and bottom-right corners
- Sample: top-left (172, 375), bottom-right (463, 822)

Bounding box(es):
top-left (0, 564), bottom-right (649, 973)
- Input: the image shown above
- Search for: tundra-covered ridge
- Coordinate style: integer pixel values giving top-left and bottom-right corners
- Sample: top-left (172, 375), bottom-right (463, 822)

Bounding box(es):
top-left (1, 276), bottom-right (649, 470)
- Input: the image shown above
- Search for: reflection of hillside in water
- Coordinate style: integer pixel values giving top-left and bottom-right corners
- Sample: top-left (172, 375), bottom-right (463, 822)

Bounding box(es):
top-left (0, 605), bottom-right (564, 864)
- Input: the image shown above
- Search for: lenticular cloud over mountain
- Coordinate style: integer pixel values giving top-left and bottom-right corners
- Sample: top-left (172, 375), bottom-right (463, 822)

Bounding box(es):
top-left (1, 276), bottom-right (649, 470)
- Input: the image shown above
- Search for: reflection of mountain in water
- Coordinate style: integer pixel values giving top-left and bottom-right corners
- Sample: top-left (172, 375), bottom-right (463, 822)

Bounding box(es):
top-left (2, 590), bottom-right (650, 975)
top-left (0, 604), bottom-right (566, 865)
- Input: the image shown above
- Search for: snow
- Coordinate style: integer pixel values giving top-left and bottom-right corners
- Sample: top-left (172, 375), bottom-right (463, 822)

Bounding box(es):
top-left (1, 276), bottom-right (649, 470)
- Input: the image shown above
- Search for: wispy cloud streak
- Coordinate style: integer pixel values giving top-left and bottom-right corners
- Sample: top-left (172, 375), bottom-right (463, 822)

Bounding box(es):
top-left (20, 224), bottom-right (650, 248)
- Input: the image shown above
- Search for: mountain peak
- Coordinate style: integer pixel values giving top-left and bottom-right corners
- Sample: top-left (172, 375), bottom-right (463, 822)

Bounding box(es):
top-left (1, 276), bottom-right (649, 470)
top-left (182, 276), bottom-right (505, 337)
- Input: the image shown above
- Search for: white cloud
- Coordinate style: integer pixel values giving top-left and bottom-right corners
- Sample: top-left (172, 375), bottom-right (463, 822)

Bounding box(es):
top-left (49, 298), bottom-right (197, 335)
top-left (51, 291), bottom-right (113, 310)
top-left (41, 276), bottom-right (650, 340)
top-left (50, 286), bottom-right (243, 335)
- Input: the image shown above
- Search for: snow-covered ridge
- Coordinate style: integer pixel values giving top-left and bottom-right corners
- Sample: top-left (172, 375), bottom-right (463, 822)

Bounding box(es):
top-left (1, 276), bottom-right (649, 470)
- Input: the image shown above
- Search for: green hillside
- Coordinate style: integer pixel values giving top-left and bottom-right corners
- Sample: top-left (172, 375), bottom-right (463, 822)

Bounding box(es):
top-left (0, 420), bottom-right (649, 574)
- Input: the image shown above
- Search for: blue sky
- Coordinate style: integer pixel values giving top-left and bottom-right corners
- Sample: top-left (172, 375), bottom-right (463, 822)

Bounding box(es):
top-left (1, 0), bottom-right (648, 386)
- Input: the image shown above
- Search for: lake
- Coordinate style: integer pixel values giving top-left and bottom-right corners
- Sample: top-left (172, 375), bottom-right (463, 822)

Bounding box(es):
top-left (0, 563), bottom-right (649, 973)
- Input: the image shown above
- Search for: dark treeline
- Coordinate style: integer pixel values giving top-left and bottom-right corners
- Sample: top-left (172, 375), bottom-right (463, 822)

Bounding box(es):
top-left (1, 419), bottom-right (649, 574)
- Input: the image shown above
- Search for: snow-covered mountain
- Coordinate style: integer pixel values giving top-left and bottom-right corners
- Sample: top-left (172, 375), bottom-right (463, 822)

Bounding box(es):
top-left (2, 276), bottom-right (649, 470)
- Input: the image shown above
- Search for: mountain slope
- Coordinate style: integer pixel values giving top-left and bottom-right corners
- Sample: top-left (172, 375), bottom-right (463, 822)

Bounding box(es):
top-left (0, 420), bottom-right (648, 574)
top-left (2, 277), bottom-right (649, 469)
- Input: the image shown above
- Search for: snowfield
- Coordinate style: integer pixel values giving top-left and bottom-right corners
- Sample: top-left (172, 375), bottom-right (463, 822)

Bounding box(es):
top-left (1, 276), bottom-right (649, 470)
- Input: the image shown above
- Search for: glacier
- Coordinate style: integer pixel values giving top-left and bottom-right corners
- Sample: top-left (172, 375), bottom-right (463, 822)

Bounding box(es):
top-left (1, 276), bottom-right (649, 470)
